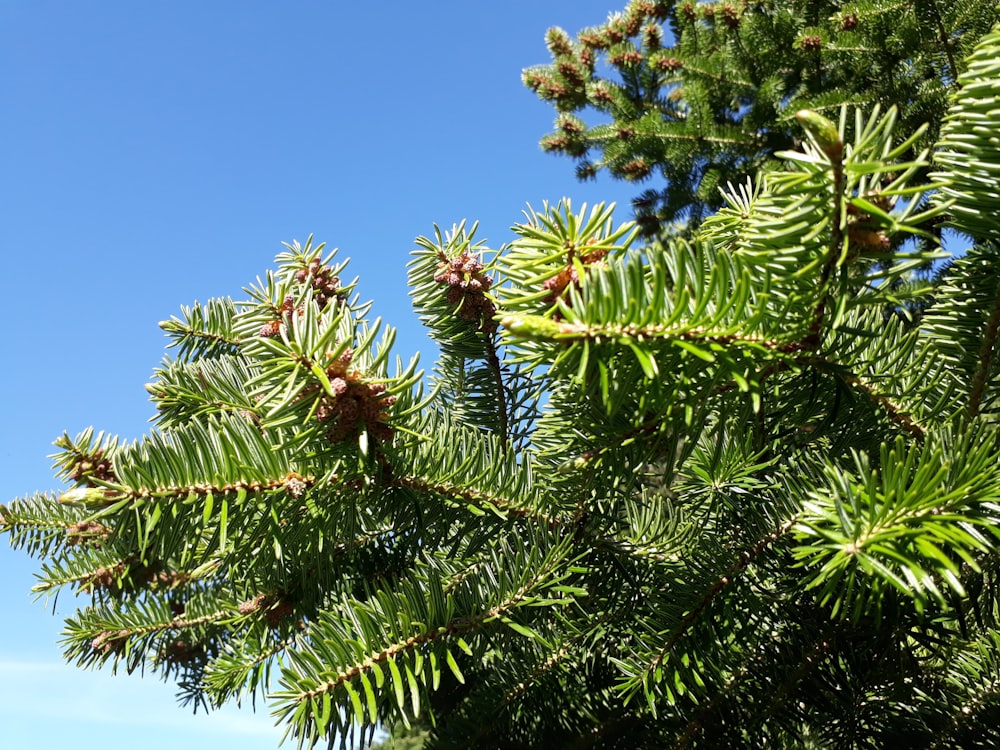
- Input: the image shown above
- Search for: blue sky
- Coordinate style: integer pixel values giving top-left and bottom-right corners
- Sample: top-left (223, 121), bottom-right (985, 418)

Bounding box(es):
top-left (0, 2), bottom-right (640, 748)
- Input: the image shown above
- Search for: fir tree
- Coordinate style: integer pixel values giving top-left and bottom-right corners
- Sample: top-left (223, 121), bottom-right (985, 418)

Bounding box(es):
top-left (525, 0), bottom-right (1000, 235)
top-left (4, 15), bottom-right (1000, 750)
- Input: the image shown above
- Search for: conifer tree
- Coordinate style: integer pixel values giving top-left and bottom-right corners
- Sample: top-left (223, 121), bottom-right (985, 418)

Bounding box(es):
top-left (525, 0), bottom-right (1000, 234)
top-left (5, 15), bottom-right (1000, 750)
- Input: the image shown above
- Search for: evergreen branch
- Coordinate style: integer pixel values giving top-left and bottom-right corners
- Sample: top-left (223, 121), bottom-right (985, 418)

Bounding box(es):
top-left (967, 279), bottom-right (1000, 420)
top-left (484, 335), bottom-right (511, 454)
top-left (63, 593), bottom-right (235, 672)
top-left (926, 631), bottom-right (1000, 749)
top-left (12, 19), bottom-right (1000, 742)
top-left (817, 308), bottom-right (955, 431)
top-left (161, 325), bottom-right (241, 357)
top-left (634, 517), bottom-right (797, 702)
top-left (147, 354), bottom-right (262, 427)
top-left (843, 374), bottom-right (926, 439)
top-left (673, 617), bottom-right (846, 750)
top-left (292, 617), bottom-right (482, 705)
top-left (500, 200), bottom-right (636, 317)
top-left (794, 109), bottom-right (845, 341)
top-left (59, 474), bottom-right (296, 508)
top-left (923, 243), bottom-right (1000, 418)
top-left (750, 628), bottom-right (840, 733)
top-left (272, 533), bottom-right (581, 740)
top-left (112, 609), bottom-right (231, 639)
top-left (159, 298), bottom-right (243, 361)
top-left (503, 316), bottom-right (787, 350)
top-left (391, 411), bottom-right (562, 521)
top-left (674, 61), bottom-right (754, 90)
top-left (409, 223), bottom-right (499, 358)
top-left (671, 664), bottom-right (752, 750)
top-left (391, 474), bottom-right (559, 526)
top-left (929, 0), bottom-right (962, 87)
top-left (56, 416), bottom-right (334, 513)
top-left (441, 561), bottom-right (488, 596)
top-left (34, 550), bottom-right (209, 599)
top-left (409, 224), bottom-right (519, 446)
top-left (932, 24), bottom-right (1000, 240)
top-left (33, 553), bottom-right (147, 595)
top-left (1, 494), bottom-right (113, 558)
top-left (50, 428), bottom-right (121, 488)
top-left (203, 628), bottom-right (305, 707)
top-left (586, 126), bottom-right (761, 148)
top-left (66, 599), bottom-right (239, 656)
top-left (487, 605), bottom-right (622, 726)
top-left (794, 428), bottom-right (1000, 615)
top-left (498, 642), bottom-right (572, 710)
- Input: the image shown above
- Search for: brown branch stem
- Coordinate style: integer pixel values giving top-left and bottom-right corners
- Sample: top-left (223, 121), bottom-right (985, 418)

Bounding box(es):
top-left (967, 280), bottom-right (1000, 420)
top-left (928, 0), bottom-right (960, 88)
top-left (485, 333), bottom-right (511, 454)
top-left (643, 517), bottom-right (797, 684)
top-left (295, 568), bottom-right (557, 703)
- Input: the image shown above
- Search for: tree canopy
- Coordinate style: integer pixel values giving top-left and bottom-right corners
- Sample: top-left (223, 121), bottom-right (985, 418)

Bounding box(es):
top-left (525, 0), bottom-right (999, 234)
top-left (5, 5), bottom-right (1000, 750)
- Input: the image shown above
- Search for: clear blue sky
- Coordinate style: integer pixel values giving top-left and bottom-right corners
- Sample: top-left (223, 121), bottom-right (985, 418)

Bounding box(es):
top-left (0, 2), bottom-right (640, 748)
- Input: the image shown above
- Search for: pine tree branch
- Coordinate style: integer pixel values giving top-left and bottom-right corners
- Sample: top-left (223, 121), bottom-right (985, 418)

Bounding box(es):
top-left (490, 604), bottom-right (622, 723)
top-left (843, 374), bottom-right (926, 439)
top-left (33, 556), bottom-right (141, 594)
top-left (587, 129), bottom-right (761, 149)
top-left (967, 280), bottom-right (1000, 420)
top-left (1, 509), bottom-right (111, 540)
top-left (391, 475), bottom-right (560, 526)
top-left (673, 62), bottom-right (754, 91)
top-left (203, 630), bottom-right (303, 707)
top-left (464, 641), bottom-right (580, 748)
top-left (161, 323), bottom-right (242, 351)
top-left (125, 609), bottom-right (231, 638)
top-left (159, 298), bottom-right (244, 360)
top-left (60, 475), bottom-right (297, 508)
top-left (795, 110), bottom-right (845, 345)
top-left (671, 664), bottom-right (751, 750)
top-left (483, 335), bottom-right (510, 454)
top-left (72, 422), bottom-right (553, 528)
top-left (642, 517), bottom-right (797, 688)
top-left (671, 620), bottom-right (844, 749)
top-left (505, 316), bottom-right (787, 350)
top-left (78, 603), bottom-right (233, 666)
top-left (928, 0), bottom-right (961, 87)
top-left (750, 627), bottom-right (840, 732)
top-left (929, 674), bottom-right (1000, 750)
top-left (289, 568), bottom-right (563, 705)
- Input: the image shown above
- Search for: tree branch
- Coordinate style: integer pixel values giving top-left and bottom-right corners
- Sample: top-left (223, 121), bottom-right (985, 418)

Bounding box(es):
top-left (967, 279), bottom-right (1000, 420)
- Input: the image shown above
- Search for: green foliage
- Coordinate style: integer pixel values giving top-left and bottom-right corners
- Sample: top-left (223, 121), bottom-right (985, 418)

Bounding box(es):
top-left (525, 0), bottom-right (1000, 233)
top-left (933, 23), bottom-right (1000, 242)
top-left (5, 12), bottom-right (1000, 750)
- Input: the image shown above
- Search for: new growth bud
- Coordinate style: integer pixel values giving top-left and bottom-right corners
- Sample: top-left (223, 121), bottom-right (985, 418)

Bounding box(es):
top-left (58, 487), bottom-right (116, 506)
top-left (795, 110), bottom-right (843, 162)
top-left (501, 314), bottom-right (566, 340)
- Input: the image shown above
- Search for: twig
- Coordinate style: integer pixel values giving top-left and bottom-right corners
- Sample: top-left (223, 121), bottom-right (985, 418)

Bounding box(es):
top-left (967, 281), bottom-right (1000, 420)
